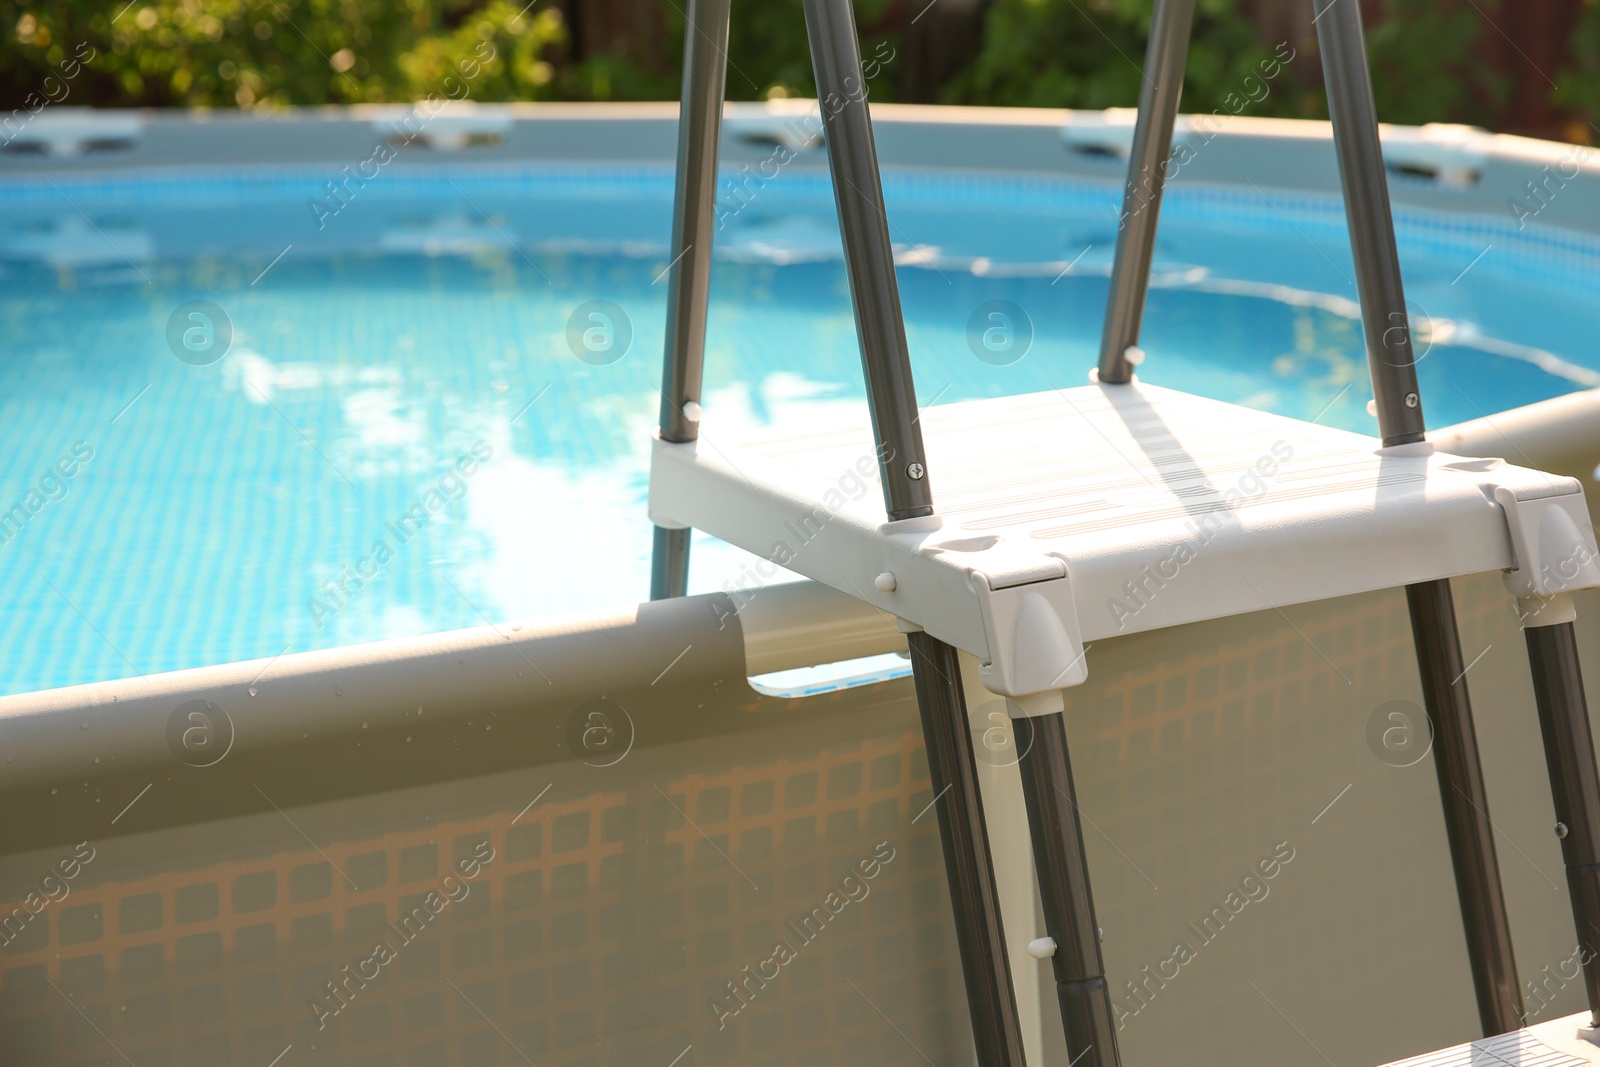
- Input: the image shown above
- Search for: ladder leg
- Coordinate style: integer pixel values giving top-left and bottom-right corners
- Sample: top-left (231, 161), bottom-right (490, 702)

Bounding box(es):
top-left (1315, 0), bottom-right (1523, 1032)
top-left (799, 0), bottom-right (1024, 1061)
top-left (650, 526), bottom-right (692, 601)
top-left (908, 635), bottom-right (1032, 1066)
top-left (1018, 712), bottom-right (1123, 1067)
top-left (1097, 0), bottom-right (1196, 385)
top-left (1406, 581), bottom-right (1525, 1033)
top-left (650, 0), bottom-right (731, 600)
top-left (1523, 609), bottom-right (1600, 1026)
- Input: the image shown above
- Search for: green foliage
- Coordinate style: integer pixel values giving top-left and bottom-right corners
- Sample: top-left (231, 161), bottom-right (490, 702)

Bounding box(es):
top-left (0, 0), bottom-right (902, 111)
top-left (549, 0), bottom-right (898, 102)
top-left (943, 0), bottom-right (1313, 118)
top-left (723, 0), bottom-right (894, 101)
top-left (0, 0), bottom-right (1583, 141)
top-left (401, 2), bottom-right (567, 104)
top-left (1557, 0), bottom-right (1600, 135)
top-left (1366, 0), bottom-right (1506, 126)
top-left (0, 0), bottom-right (566, 109)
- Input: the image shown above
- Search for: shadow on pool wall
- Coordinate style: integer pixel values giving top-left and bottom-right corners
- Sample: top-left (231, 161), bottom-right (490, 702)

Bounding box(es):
top-left (1, 573), bottom-right (1595, 1066)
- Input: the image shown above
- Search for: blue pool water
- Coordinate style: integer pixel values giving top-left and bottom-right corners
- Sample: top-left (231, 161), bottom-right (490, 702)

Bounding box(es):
top-left (3, 161), bottom-right (1599, 696)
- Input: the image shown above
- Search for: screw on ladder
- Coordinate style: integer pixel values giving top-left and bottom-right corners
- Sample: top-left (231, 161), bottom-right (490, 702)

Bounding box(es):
top-left (650, 0), bottom-right (731, 601)
top-left (1317, 0), bottom-right (1525, 1034)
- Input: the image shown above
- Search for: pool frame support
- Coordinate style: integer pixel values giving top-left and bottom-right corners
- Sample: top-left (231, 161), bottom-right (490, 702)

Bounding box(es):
top-left (799, 0), bottom-right (1030, 1062)
top-left (1315, 0), bottom-right (1524, 1034)
top-left (651, 0), bottom-right (731, 601)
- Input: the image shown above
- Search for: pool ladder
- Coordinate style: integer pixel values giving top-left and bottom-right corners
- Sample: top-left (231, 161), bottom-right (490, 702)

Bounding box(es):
top-left (647, 1), bottom-right (1600, 1064)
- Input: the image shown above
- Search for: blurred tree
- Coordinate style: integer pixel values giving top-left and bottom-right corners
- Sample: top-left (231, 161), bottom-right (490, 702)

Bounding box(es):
top-left (1365, 0), bottom-right (1508, 127)
top-left (0, 0), bottom-right (567, 110)
top-left (722, 0), bottom-right (895, 101)
top-left (1560, 0), bottom-right (1600, 141)
top-left (941, 0), bottom-right (1318, 117)
top-left (0, 0), bottom-right (1590, 144)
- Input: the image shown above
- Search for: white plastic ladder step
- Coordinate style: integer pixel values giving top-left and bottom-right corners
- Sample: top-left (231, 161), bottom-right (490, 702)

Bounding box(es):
top-left (1380, 1014), bottom-right (1600, 1065)
top-left (649, 382), bottom-right (1600, 705)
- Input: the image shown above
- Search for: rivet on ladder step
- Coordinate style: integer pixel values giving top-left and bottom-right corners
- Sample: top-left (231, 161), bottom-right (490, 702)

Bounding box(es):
top-left (874, 572), bottom-right (897, 593)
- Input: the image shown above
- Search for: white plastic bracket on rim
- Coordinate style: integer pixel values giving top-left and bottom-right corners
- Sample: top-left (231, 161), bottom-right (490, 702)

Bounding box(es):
top-left (1496, 480), bottom-right (1600, 627)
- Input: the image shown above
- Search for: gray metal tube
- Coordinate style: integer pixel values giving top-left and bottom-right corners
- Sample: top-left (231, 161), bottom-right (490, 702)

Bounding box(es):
top-left (651, 0), bottom-right (731, 599)
top-left (1526, 619), bottom-right (1600, 1025)
top-left (1018, 713), bottom-right (1122, 1067)
top-left (906, 633), bottom-right (1030, 1067)
top-left (1096, 0), bottom-right (1195, 385)
top-left (1316, 0), bottom-right (1426, 446)
top-left (651, 525), bottom-right (692, 601)
top-left (800, 1), bottom-right (1023, 1061)
top-left (1406, 579), bottom-right (1525, 1034)
top-left (1318, 0), bottom-right (1523, 1033)
top-left (800, 0), bottom-right (933, 522)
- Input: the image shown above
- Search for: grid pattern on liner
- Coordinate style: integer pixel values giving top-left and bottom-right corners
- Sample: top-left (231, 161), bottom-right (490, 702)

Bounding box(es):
top-left (0, 727), bottom-right (957, 1066)
top-left (7, 162), bottom-right (1598, 281)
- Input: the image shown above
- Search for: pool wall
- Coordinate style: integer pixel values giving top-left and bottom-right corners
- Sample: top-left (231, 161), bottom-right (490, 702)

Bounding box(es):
top-left (5, 566), bottom-right (1600, 1066)
top-left (7, 102), bottom-right (1600, 241)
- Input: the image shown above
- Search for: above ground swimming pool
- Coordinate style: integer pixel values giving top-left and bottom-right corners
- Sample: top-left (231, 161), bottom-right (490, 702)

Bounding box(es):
top-left (5, 130), bottom-right (1600, 696)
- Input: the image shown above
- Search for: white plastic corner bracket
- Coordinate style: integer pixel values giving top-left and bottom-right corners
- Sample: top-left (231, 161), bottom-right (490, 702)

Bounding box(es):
top-left (1495, 482), bottom-right (1600, 615)
top-left (971, 566), bottom-right (1086, 709)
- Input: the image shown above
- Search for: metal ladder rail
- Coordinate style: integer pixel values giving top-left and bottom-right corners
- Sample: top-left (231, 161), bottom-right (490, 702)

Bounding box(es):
top-left (1317, 0), bottom-right (1527, 1033)
top-left (798, 0), bottom-right (1030, 1061)
top-left (651, 0), bottom-right (731, 601)
top-left (1018, 714), bottom-right (1123, 1066)
top-left (653, 0), bottom-right (1035, 1062)
top-left (1527, 616), bottom-right (1600, 1027)
top-left (1332, 0), bottom-right (1600, 1033)
top-left (1097, 0), bottom-right (1195, 385)
top-left (800, 0), bottom-right (1136, 1060)
top-left (1097, 0), bottom-right (1600, 1037)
